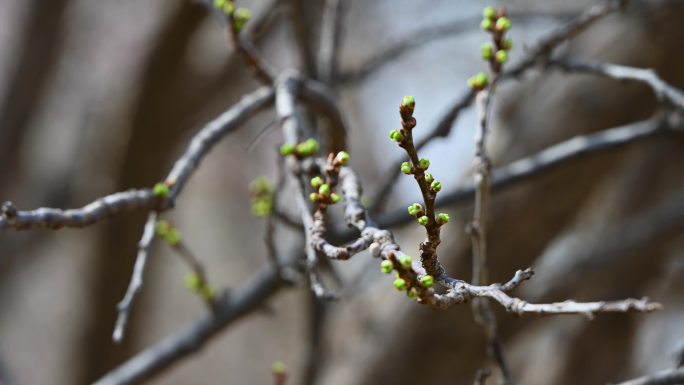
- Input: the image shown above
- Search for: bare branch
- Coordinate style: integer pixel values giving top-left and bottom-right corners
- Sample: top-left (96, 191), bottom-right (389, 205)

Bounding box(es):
top-left (609, 367), bottom-right (684, 385)
top-left (317, 0), bottom-right (344, 84)
top-left (549, 57), bottom-right (684, 111)
top-left (113, 212), bottom-right (159, 343)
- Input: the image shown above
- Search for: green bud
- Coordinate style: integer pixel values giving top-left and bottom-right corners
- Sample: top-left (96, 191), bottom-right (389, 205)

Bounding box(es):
top-left (468, 72), bottom-right (489, 90)
top-left (185, 272), bottom-right (201, 291)
top-left (437, 212), bottom-right (450, 225)
top-left (495, 16), bottom-right (511, 32)
top-left (419, 275), bottom-right (434, 288)
top-left (424, 172), bottom-right (434, 184)
top-left (310, 176), bottom-right (324, 189)
top-left (155, 220), bottom-right (170, 237)
top-left (417, 216), bottom-right (429, 226)
top-left (296, 138), bottom-right (319, 157)
top-left (482, 6), bottom-right (497, 19)
top-left (165, 228), bottom-right (181, 246)
top-left (502, 38), bottom-right (513, 50)
top-left (153, 182), bottom-right (170, 198)
top-left (389, 130), bottom-right (404, 143)
top-left (407, 287), bottom-right (419, 299)
top-left (393, 278), bottom-right (407, 291)
top-left (330, 193), bottom-right (341, 204)
top-left (318, 184), bottom-right (331, 196)
top-left (481, 42), bottom-right (494, 60)
top-left (200, 285), bottom-right (216, 300)
top-left (418, 158), bottom-right (430, 170)
top-left (399, 255), bottom-right (412, 269)
top-left (407, 203), bottom-right (423, 217)
top-left (234, 7), bottom-right (251, 32)
top-left (335, 151), bottom-right (350, 165)
top-left (495, 50), bottom-right (508, 64)
top-left (431, 180), bottom-right (442, 192)
top-left (279, 143), bottom-right (295, 156)
top-left (402, 95), bottom-right (416, 109)
top-left (309, 192), bottom-right (318, 202)
top-left (380, 260), bottom-right (393, 274)
top-left (481, 18), bottom-right (493, 31)
top-left (400, 161), bottom-right (412, 175)
top-left (272, 362), bottom-right (287, 375)
top-left (214, 0), bottom-right (226, 9)
top-left (251, 199), bottom-right (272, 217)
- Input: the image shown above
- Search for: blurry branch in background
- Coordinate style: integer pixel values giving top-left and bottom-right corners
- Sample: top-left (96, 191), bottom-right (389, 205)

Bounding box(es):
top-left (612, 367), bottom-right (684, 385)
top-left (474, 368), bottom-right (492, 385)
top-left (317, 0), bottom-right (344, 84)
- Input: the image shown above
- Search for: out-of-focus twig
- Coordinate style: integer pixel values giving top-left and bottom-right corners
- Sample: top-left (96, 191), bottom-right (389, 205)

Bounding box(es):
top-left (317, 0), bottom-right (344, 84)
top-left (610, 367), bottom-right (684, 385)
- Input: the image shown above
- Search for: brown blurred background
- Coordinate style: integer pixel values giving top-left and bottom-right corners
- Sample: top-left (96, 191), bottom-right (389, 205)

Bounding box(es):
top-left (0, 0), bottom-right (682, 384)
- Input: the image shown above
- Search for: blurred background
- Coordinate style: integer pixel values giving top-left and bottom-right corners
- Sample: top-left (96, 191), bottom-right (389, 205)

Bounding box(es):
top-left (0, 0), bottom-right (683, 384)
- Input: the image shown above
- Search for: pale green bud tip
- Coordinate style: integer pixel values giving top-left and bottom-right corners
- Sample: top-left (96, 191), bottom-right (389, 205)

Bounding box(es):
top-left (481, 43), bottom-right (494, 60)
top-left (481, 18), bottom-right (493, 31)
top-left (483, 6), bottom-right (496, 19)
top-left (153, 182), bottom-right (169, 198)
top-left (431, 180), bottom-right (442, 192)
top-left (400, 161), bottom-right (412, 175)
top-left (496, 17), bottom-right (511, 32)
top-left (272, 362), bottom-right (287, 375)
top-left (418, 216), bottom-right (429, 226)
top-left (393, 278), bottom-right (407, 291)
top-left (200, 285), bottom-right (216, 300)
top-left (407, 203), bottom-right (422, 217)
top-left (279, 143), bottom-right (295, 156)
top-left (318, 184), bottom-right (330, 196)
top-left (166, 228), bottom-right (181, 246)
top-left (185, 273), bottom-right (201, 291)
top-left (503, 38), bottom-right (513, 50)
top-left (437, 212), bottom-right (450, 225)
top-left (214, 0), bottom-right (226, 8)
top-left (155, 220), bottom-right (170, 237)
top-left (296, 138), bottom-right (319, 156)
top-left (424, 172), bottom-right (434, 184)
top-left (399, 255), bottom-right (412, 269)
top-left (407, 287), bottom-right (418, 299)
top-left (335, 151), bottom-right (350, 165)
top-left (468, 72), bottom-right (489, 89)
top-left (310, 176), bottom-right (324, 189)
top-left (309, 192), bottom-right (318, 202)
top-left (235, 7), bottom-right (251, 20)
top-left (420, 275), bottom-right (434, 288)
top-left (380, 260), bottom-right (393, 274)
top-left (330, 193), bottom-right (341, 204)
top-left (495, 50), bottom-right (508, 64)
top-left (418, 158), bottom-right (430, 170)
top-left (389, 130), bottom-right (403, 143)
top-left (402, 95), bottom-right (415, 109)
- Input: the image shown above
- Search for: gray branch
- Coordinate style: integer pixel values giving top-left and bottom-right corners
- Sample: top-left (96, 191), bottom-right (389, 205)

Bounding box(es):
top-left (610, 367), bottom-right (684, 385)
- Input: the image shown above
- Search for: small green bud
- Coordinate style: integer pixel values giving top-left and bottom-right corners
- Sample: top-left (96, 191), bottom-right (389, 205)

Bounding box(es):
top-left (495, 50), bottom-right (508, 64)
top-left (309, 192), bottom-right (318, 202)
top-left (310, 176), bottom-right (324, 189)
top-left (389, 130), bottom-right (404, 143)
top-left (468, 72), bottom-right (489, 90)
top-left (481, 42), bottom-right (494, 60)
top-left (424, 172), bottom-right (434, 184)
top-left (407, 287), bottom-right (419, 299)
top-left (155, 220), bottom-right (169, 237)
top-left (279, 143), bottom-right (295, 156)
top-left (431, 180), bottom-right (442, 192)
top-left (418, 158), bottom-right (430, 170)
top-left (400, 161), bottom-right (412, 175)
top-left (165, 228), bottom-right (181, 246)
top-left (495, 16), bottom-right (511, 32)
top-left (402, 95), bottom-right (416, 109)
top-left (399, 255), bottom-right (412, 269)
top-left (335, 151), bottom-right (350, 165)
top-left (482, 6), bottom-right (497, 19)
top-left (233, 7), bottom-right (251, 32)
top-left (296, 138), bottom-right (319, 157)
top-left (417, 216), bottom-right (429, 226)
top-left (393, 278), bottom-right (407, 291)
top-left (214, 0), bottom-right (226, 9)
top-left (419, 275), bottom-right (434, 288)
top-left (437, 212), bottom-right (450, 225)
top-left (407, 203), bottom-right (423, 217)
top-left (330, 193), bottom-right (341, 204)
top-left (272, 362), bottom-right (286, 375)
top-left (200, 285), bottom-right (216, 300)
top-left (318, 184), bottom-right (331, 196)
top-left (380, 260), bottom-right (393, 274)
top-left (502, 38), bottom-right (513, 50)
top-left (185, 273), bottom-right (201, 291)
top-left (153, 182), bottom-right (170, 198)
top-left (481, 18), bottom-right (493, 31)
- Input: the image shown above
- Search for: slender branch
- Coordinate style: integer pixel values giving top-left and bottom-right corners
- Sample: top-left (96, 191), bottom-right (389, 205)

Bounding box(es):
top-left (549, 57), bottom-right (684, 111)
top-left (113, 212), bottom-right (159, 343)
top-left (94, 266), bottom-right (287, 385)
top-left (317, 0), bottom-right (344, 84)
top-left (610, 367), bottom-right (684, 385)
top-left (288, 0), bottom-right (317, 78)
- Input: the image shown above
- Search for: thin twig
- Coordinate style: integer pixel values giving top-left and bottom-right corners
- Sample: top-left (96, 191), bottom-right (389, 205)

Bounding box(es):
top-left (113, 212), bottom-right (158, 343)
top-left (610, 367), bottom-right (684, 385)
top-left (317, 0), bottom-right (344, 84)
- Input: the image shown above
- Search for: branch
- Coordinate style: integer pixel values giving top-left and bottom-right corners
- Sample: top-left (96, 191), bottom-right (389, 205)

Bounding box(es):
top-left (317, 0), bottom-right (344, 84)
top-left (94, 267), bottom-right (286, 385)
top-left (549, 57), bottom-right (684, 111)
top-left (610, 367), bottom-right (684, 385)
